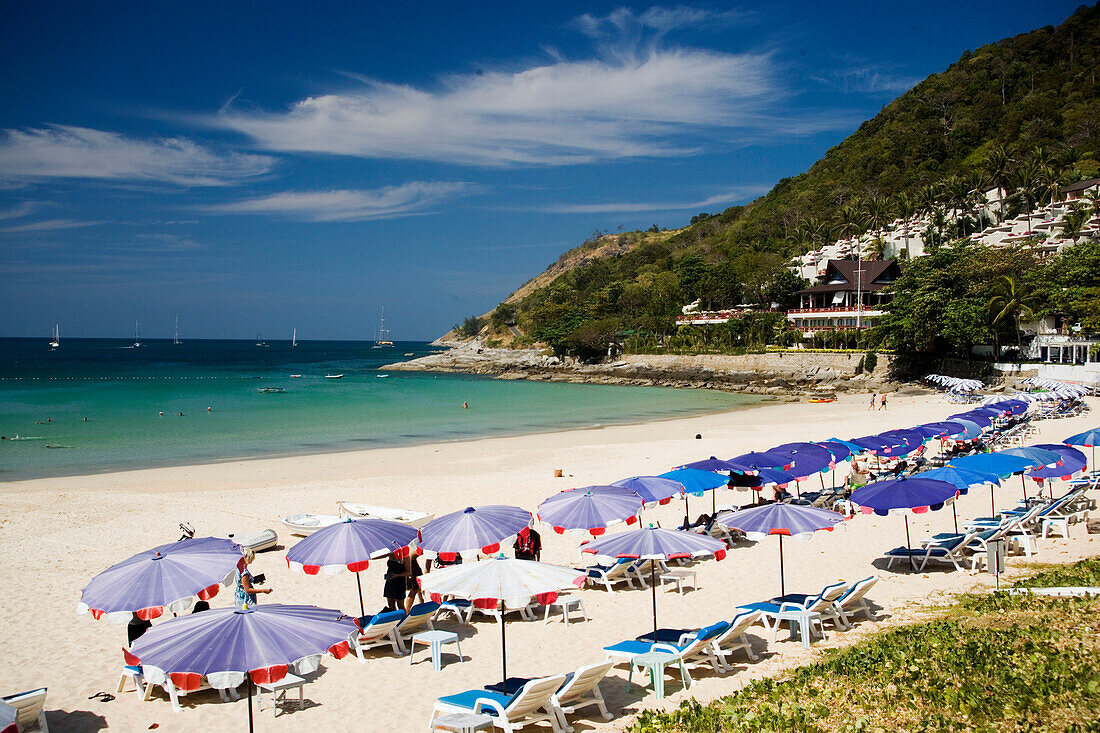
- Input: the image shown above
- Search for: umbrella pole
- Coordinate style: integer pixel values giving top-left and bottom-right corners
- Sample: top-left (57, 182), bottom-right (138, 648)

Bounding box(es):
top-left (951, 503), bottom-right (958, 535)
top-left (779, 534), bottom-right (785, 597)
top-left (904, 515), bottom-right (916, 572)
top-left (247, 677), bottom-right (254, 733)
top-left (501, 616), bottom-right (507, 690)
top-left (651, 561), bottom-right (658, 638)
top-left (990, 484), bottom-right (996, 521)
top-left (355, 571), bottom-right (365, 618)
top-left (1020, 474), bottom-right (1027, 505)
top-left (711, 491), bottom-right (716, 515)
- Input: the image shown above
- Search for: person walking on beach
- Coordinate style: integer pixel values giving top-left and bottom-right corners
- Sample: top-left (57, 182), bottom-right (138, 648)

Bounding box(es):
top-left (880, 393), bottom-right (888, 411)
top-left (868, 393), bottom-right (876, 411)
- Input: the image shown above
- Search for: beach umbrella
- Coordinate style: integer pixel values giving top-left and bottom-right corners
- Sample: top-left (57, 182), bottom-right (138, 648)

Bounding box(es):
top-left (680, 456), bottom-right (742, 472)
top-left (717, 504), bottom-right (846, 596)
top-left (851, 434), bottom-right (907, 456)
top-left (418, 557), bottom-right (584, 688)
top-left (1026, 444), bottom-right (1087, 494)
top-left (611, 476), bottom-right (684, 507)
top-left (945, 418), bottom-right (984, 441)
top-left (768, 443), bottom-right (835, 493)
top-left (417, 505), bottom-right (533, 561)
top-left (912, 421), bottom-right (966, 439)
top-left (726, 450), bottom-right (793, 473)
top-left (659, 468), bottom-right (730, 519)
top-left (580, 527), bottom-right (726, 637)
top-left (128, 604), bottom-right (355, 732)
top-left (285, 518), bottom-right (417, 617)
top-left (947, 409), bottom-right (997, 428)
top-left (826, 437), bottom-right (867, 456)
top-left (79, 537), bottom-right (242, 622)
top-left (537, 485), bottom-right (643, 537)
top-left (1065, 428), bottom-right (1100, 469)
top-left (919, 465), bottom-right (1001, 528)
top-left (850, 477), bottom-right (960, 571)
top-left (878, 429), bottom-right (926, 454)
top-left (998, 446), bottom-right (1064, 502)
top-left (818, 440), bottom-right (852, 464)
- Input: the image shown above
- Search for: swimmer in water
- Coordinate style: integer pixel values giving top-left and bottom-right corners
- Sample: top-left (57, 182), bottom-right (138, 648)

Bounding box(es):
top-left (158, 411), bottom-right (164, 417)
top-left (207, 406), bottom-right (212, 412)
top-left (178, 412), bottom-right (184, 417)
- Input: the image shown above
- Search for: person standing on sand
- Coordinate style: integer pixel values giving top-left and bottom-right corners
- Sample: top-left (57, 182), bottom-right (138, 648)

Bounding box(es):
top-left (235, 550), bottom-right (272, 608)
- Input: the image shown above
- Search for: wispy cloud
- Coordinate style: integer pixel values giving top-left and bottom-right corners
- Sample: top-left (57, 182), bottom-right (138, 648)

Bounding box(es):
top-left (216, 15), bottom-right (783, 167)
top-left (813, 65), bottom-right (921, 95)
top-left (0, 218), bottom-right (107, 233)
top-left (572, 6), bottom-right (754, 40)
top-left (0, 125), bottom-right (276, 186)
top-left (539, 187), bottom-right (768, 214)
top-left (206, 182), bottom-right (472, 222)
top-left (0, 201), bottom-right (40, 220)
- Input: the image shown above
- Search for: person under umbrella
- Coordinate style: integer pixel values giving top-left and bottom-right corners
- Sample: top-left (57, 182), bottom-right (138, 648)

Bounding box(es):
top-left (580, 527), bottom-right (726, 638)
top-left (717, 503), bottom-right (846, 596)
top-left (128, 604), bottom-right (355, 732)
top-left (849, 477), bottom-right (960, 572)
top-left (285, 517), bottom-right (418, 617)
top-left (418, 557), bottom-right (585, 690)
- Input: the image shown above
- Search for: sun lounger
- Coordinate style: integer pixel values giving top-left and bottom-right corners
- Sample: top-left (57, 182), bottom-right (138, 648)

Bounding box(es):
top-left (484, 661), bottom-right (615, 732)
top-left (883, 529), bottom-right (983, 572)
top-left (1, 688), bottom-right (48, 732)
top-left (581, 558), bottom-right (647, 592)
top-left (739, 581), bottom-right (848, 640)
top-left (831, 576), bottom-right (879, 626)
top-left (604, 622), bottom-right (729, 680)
top-left (637, 609), bottom-right (762, 671)
top-left (139, 666), bottom-right (240, 713)
top-left (395, 602), bottom-right (439, 650)
top-left (431, 674), bottom-right (568, 733)
top-left (349, 610), bottom-right (407, 659)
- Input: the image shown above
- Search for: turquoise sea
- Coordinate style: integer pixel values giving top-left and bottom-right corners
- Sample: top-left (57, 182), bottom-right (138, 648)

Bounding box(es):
top-left (0, 338), bottom-right (759, 479)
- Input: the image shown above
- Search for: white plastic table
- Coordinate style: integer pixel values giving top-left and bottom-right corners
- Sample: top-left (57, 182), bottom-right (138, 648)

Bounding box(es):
top-left (659, 569), bottom-right (698, 594)
top-left (626, 650), bottom-right (689, 700)
top-left (542, 596), bottom-right (588, 624)
top-left (431, 712), bottom-right (494, 732)
top-left (409, 630), bottom-right (463, 671)
top-left (773, 609), bottom-right (825, 648)
top-left (256, 673), bottom-right (305, 718)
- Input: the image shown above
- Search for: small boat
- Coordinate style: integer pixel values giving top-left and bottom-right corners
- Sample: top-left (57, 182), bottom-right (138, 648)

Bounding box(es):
top-left (48, 324), bottom-right (59, 350)
top-left (255, 332), bottom-right (269, 348)
top-left (224, 528), bottom-right (279, 552)
top-left (372, 306), bottom-right (394, 348)
top-left (324, 374), bottom-right (344, 379)
top-left (291, 327), bottom-right (298, 348)
top-left (337, 502), bottom-right (435, 528)
top-left (281, 514), bottom-right (342, 536)
top-left (257, 387), bottom-right (286, 393)
top-left (133, 321), bottom-right (142, 348)
top-left (173, 316), bottom-right (181, 345)
top-left (376, 374), bottom-right (389, 378)
top-left (808, 398), bottom-right (835, 403)
top-left (290, 374), bottom-right (303, 379)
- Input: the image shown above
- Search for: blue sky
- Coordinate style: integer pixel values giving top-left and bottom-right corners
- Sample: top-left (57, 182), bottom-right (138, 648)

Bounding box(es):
top-left (0, 1), bottom-right (1085, 340)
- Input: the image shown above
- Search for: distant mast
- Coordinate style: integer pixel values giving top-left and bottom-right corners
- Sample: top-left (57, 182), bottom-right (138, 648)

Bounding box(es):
top-left (133, 321), bottom-right (142, 348)
top-left (373, 306), bottom-right (394, 348)
top-left (256, 332), bottom-right (269, 347)
top-left (173, 316), bottom-right (181, 345)
top-left (48, 323), bottom-right (59, 349)
top-left (292, 327), bottom-right (298, 348)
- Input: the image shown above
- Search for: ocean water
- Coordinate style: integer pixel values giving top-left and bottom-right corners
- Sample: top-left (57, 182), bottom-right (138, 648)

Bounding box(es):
top-left (0, 338), bottom-right (759, 479)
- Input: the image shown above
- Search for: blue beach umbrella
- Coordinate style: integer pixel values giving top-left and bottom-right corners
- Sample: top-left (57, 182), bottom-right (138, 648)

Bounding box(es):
top-left (580, 527), bottom-right (726, 636)
top-left (537, 485), bottom-right (643, 537)
top-left (818, 440), bottom-right (853, 464)
top-left (286, 517), bottom-right (418, 616)
top-left (913, 421), bottom-right (966, 439)
top-left (717, 503), bottom-right (847, 595)
top-left (660, 467), bottom-right (732, 519)
top-left (851, 434), bottom-right (905, 456)
top-left (826, 437), bottom-right (866, 456)
top-left (1026, 444), bottom-right (1087, 482)
top-left (850, 477), bottom-right (960, 571)
top-left (919, 465), bottom-right (1002, 524)
top-left (878, 429), bottom-right (927, 456)
top-left (129, 604), bottom-right (355, 732)
top-left (1065, 428), bottom-right (1100, 469)
top-left (948, 409), bottom-right (998, 428)
top-left (611, 476), bottom-right (685, 507)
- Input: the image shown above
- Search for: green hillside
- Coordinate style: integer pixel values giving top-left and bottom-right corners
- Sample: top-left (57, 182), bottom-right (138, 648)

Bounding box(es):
top-left (472, 4), bottom-right (1100, 359)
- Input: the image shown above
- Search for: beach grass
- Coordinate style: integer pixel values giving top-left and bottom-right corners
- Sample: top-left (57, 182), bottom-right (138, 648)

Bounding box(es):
top-left (630, 558), bottom-right (1100, 732)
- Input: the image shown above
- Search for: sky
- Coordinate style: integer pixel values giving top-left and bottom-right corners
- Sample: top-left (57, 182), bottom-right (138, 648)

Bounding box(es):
top-left (0, 1), bottom-right (1087, 341)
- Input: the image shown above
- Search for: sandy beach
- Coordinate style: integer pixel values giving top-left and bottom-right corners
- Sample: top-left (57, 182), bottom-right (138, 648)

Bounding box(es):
top-left (2, 391), bottom-right (1096, 732)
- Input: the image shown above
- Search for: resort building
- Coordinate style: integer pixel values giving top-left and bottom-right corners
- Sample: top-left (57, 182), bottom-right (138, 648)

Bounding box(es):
top-left (1057, 177), bottom-right (1100, 203)
top-left (787, 259), bottom-right (901, 335)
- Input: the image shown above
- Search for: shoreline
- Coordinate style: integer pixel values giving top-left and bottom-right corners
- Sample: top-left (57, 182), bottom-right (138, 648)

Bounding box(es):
top-left (4, 392), bottom-right (1096, 732)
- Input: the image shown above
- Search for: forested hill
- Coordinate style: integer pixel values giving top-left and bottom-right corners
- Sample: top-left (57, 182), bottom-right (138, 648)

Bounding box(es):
top-left (458, 4), bottom-right (1100, 358)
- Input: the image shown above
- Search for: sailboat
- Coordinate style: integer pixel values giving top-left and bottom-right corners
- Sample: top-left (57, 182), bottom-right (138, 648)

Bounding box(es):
top-left (256, 332), bottom-right (269, 347)
top-left (173, 316), bottom-right (181, 345)
top-left (48, 324), bottom-right (59, 350)
top-left (372, 307), bottom-right (394, 348)
top-left (291, 327), bottom-right (298, 348)
top-left (133, 322), bottom-right (143, 348)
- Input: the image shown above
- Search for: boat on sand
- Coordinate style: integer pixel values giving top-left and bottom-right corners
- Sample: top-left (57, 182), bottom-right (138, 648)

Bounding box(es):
top-left (337, 502), bottom-right (434, 528)
top-left (280, 514), bottom-right (342, 536)
top-left (222, 528), bottom-right (279, 552)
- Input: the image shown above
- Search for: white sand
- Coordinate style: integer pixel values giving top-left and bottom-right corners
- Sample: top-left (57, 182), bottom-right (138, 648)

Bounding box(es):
top-left (1, 392), bottom-right (1097, 732)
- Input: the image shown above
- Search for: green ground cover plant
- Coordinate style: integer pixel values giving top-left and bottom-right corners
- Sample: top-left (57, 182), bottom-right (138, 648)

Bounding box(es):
top-left (631, 557), bottom-right (1100, 732)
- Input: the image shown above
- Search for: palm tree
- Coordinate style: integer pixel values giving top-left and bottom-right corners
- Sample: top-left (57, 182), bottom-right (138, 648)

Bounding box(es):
top-left (1038, 165), bottom-right (1062, 207)
top-left (986, 275), bottom-right (1038, 355)
top-left (984, 145), bottom-right (1012, 223)
top-left (1060, 203), bottom-right (1090, 244)
top-left (836, 204), bottom-right (864, 256)
top-left (1059, 145), bottom-right (1082, 175)
top-left (861, 195), bottom-right (893, 257)
top-left (893, 192), bottom-right (915, 259)
top-left (943, 175), bottom-right (971, 238)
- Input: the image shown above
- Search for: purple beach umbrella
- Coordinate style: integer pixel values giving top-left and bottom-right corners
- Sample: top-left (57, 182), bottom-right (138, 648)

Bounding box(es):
top-left (850, 434), bottom-right (906, 456)
top-left (770, 441), bottom-right (836, 497)
top-left (285, 517), bottom-right (418, 616)
top-left (417, 505), bottom-right (533, 561)
top-left (913, 421), bottom-right (966, 439)
top-left (78, 537), bottom-right (242, 622)
top-left (537, 485), bottom-right (643, 537)
top-left (1065, 427), bottom-right (1100, 469)
top-left (850, 476), bottom-right (960, 571)
top-left (611, 476), bottom-right (684, 506)
top-left (718, 503), bottom-right (847, 595)
top-left (128, 604), bottom-right (355, 731)
top-left (580, 527), bottom-right (726, 637)
top-left (1026, 444), bottom-right (1087, 497)
top-left (680, 456), bottom-right (741, 472)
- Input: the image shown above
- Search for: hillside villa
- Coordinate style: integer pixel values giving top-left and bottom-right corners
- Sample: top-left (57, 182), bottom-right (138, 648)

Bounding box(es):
top-left (786, 259), bottom-right (901, 335)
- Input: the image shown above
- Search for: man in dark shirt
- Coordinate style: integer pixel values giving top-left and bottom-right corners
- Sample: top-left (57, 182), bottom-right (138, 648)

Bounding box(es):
top-left (513, 526), bottom-right (542, 561)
